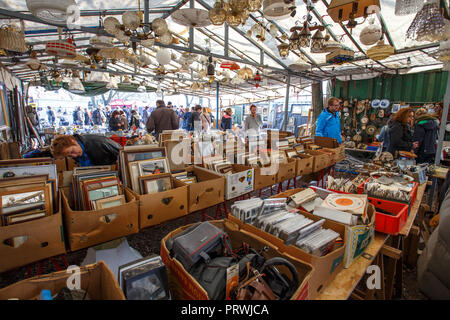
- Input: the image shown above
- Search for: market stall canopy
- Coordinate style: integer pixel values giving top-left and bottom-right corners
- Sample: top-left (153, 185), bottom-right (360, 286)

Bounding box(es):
top-left (0, 0), bottom-right (447, 101)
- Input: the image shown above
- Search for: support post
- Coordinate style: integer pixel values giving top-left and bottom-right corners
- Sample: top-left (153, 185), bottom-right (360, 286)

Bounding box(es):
top-left (216, 81), bottom-right (220, 129)
top-left (312, 81), bottom-right (324, 134)
top-left (224, 24), bottom-right (229, 58)
top-left (143, 0), bottom-right (150, 33)
top-left (283, 75), bottom-right (291, 131)
top-left (435, 72), bottom-right (450, 165)
top-left (189, 0), bottom-right (194, 51)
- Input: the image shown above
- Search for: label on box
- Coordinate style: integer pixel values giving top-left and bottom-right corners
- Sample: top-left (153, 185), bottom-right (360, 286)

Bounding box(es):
top-left (226, 264), bottom-right (239, 300)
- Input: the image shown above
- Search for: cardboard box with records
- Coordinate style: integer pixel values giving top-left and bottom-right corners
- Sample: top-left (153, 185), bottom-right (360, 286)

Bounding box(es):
top-left (0, 261), bottom-right (125, 300)
top-left (0, 158), bottom-right (65, 273)
top-left (161, 219), bottom-right (313, 300)
top-left (204, 158), bottom-right (254, 200)
top-left (314, 137), bottom-right (345, 162)
top-left (62, 165), bottom-right (139, 251)
top-left (119, 145), bottom-right (189, 229)
top-left (243, 152), bottom-right (277, 190)
top-left (304, 149), bottom-right (330, 172)
top-left (228, 190), bottom-right (346, 299)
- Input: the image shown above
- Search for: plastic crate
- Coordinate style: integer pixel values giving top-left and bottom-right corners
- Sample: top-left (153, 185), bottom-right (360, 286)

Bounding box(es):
top-left (310, 187), bottom-right (409, 235)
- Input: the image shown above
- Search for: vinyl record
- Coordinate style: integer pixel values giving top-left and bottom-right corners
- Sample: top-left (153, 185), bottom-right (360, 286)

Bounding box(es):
top-left (324, 195), bottom-right (366, 212)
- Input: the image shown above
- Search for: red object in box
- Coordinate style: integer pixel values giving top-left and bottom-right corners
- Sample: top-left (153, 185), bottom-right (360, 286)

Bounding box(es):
top-left (109, 135), bottom-right (127, 147)
top-left (309, 187), bottom-right (409, 235)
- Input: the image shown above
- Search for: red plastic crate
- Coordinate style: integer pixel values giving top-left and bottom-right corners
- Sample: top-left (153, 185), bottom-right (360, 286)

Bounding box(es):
top-left (109, 135), bottom-right (128, 147)
top-left (309, 187), bottom-right (409, 235)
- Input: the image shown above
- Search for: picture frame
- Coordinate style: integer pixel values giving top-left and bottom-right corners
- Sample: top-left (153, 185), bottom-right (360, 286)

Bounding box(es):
top-left (139, 173), bottom-right (173, 195)
top-left (86, 185), bottom-right (120, 208)
top-left (93, 195), bottom-right (125, 210)
top-left (0, 164), bottom-right (58, 189)
top-left (81, 177), bottom-right (121, 210)
top-left (0, 186), bottom-right (50, 218)
top-left (136, 158), bottom-right (169, 177)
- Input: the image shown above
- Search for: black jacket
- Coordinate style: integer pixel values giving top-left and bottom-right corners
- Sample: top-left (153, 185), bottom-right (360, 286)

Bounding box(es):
top-left (73, 134), bottom-right (121, 165)
top-left (413, 118), bottom-right (438, 155)
top-left (221, 115), bottom-right (232, 130)
top-left (387, 120), bottom-right (412, 156)
top-left (109, 117), bottom-right (121, 131)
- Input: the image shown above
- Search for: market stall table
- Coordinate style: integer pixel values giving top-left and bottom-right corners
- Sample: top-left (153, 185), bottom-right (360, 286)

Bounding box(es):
top-left (316, 181), bottom-right (427, 300)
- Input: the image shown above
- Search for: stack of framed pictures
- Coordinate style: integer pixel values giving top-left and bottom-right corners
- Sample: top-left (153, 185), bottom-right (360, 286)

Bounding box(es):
top-left (120, 145), bottom-right (175, 195)
top-left (72, 166), bottom-right (124, 210)
top-left (0, 158), bottom-right (58, 226)
top-left (204, 158), bottom-right (234, 175)
top-left (172, 171), bottom-right (197, 185)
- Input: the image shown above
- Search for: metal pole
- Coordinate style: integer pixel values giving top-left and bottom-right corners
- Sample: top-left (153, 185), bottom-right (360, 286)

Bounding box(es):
top-left (143, 0), bottom-right (150, 33)
top-left (435, 73), bottom-right (450, 165)
top-left (189, 0), bottom-right (194, 51)
top-left (283, 75), bottom-right (291, 131)
top-left (216, 81), bottom-right (219, 129)
top-left (224, 24), bottom-right (229, 58)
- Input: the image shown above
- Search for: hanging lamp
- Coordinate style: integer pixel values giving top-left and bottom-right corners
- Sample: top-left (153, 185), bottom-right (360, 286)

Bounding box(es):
top-left (209, 0), bottom-right (227, 25)
top-left (26, 0), bottom-right (77, 24)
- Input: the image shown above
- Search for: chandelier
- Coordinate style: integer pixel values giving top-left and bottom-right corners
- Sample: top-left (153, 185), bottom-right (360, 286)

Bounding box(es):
top-left (209, 0), bottom-right (261, 26)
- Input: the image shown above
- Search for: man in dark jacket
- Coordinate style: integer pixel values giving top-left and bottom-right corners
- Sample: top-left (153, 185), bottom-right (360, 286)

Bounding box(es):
top-left (182, 107), bottom-right (193, 130)
top-left (191, 105), bottom-right (202, 132)
top-left (413, 108), bottom-right (439, 164)
top-left (220, 108), bottom-right (233, 131)
top-left (146, 100), bottom-right (179, 140)
top-left (142, 106), bottom-right (150, 125)
top-left (92, 107), bottom-right (105, 126)
top-left (50, 134), bottom-right (121, 166)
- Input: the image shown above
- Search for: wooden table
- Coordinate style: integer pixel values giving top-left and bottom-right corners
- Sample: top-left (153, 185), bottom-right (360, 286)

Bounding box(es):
top-left (316, 181), bottom-right (428, 300)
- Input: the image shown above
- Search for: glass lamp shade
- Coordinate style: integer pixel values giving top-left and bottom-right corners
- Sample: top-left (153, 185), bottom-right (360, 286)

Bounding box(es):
top-left (209, 1), bottom-right (227, 25)
top-left (122, 11), bottom-right (141, 31)
top-left (26, 0), bottom-right (77, 24)
top-left (247, 0), bottom-right (263, 12)
top-left (159, 32), bottom-right (173, 45)
top-left (68, 77), bottom-right (85, 93)
top-left (289, 30), bottom-right (300, 50)
top-left (310, 30), bottom-right (325, 53)
top-left (26, 58), bottom-right (44, 71)
top-left (226, 10), bottom-right (242, 27)
top-left (229, 0), bottom-right (248, 11)
top-left (298, 25), bottom-right (311, 48)
top-left (152, 18), bottom-right (169, 36)
top-left (156, 48), bottom-right (172, 65)
top-left (277, 43), bottom-right (290, 58)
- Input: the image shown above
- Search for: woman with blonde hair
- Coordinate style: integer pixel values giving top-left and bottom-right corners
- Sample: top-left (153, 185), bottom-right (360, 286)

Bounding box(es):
top-left (387, 108), bottom-right (418, 157)
top-left (201, 107), bottom-right (212, 131)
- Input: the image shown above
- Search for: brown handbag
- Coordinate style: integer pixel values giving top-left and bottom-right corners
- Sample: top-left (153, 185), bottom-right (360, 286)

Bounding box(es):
top-left (234, 263), bottom-right (277, 300)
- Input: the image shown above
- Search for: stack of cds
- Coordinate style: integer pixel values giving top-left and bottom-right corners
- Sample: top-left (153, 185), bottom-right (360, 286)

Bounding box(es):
top-left (230, 198), bottom-right (264, 224)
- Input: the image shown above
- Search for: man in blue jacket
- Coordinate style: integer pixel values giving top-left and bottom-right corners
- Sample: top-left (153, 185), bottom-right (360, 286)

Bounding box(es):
top-left (315, 97), bottom-right (342, 144)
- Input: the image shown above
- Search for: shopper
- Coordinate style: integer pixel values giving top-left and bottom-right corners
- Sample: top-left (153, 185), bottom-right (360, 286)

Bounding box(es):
top-left (146, 100), bottom-right (179, 140)
top-left (413, 107), bottom-right (439, 164)
top-left (109, 110), bottom-right (122, 131)
top-left (50, 134), bottom-right (121, 166)
top-left (104, 106), bottom-right (112, 123)
top-left (387, 108), bottom-right (418, 157)
top-left (182, 106), bottom-right (193, 131)
top-left (46, 106), bottom-right (55, 126)
top-left (201, 107), bottom-right (212, 131)
top-left (73, 106), bottom-right (84, 125)
top-left (376, 115), bottom-right (393, 152)
top-left (119, 110), bottom-right (128, 131)
top-left (190, 105), bottom-right (202, 132)
top-left (84, 108), bottom-right (92, 126)
top-left (220, 108), bottom-right (233, 131)
top-left (129, 109), bottom-right (142, 130)
top-left (142, 106), bottom-right (150, 125)
top-left (92, 106), bottom-right (105, 126)
top-left (244, 104), bottom-right (263, 131)
top-left (315, 97), bottom-right (342, 144)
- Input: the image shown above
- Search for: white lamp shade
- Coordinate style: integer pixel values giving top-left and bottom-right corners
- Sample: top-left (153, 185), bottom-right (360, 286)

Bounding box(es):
top-left (26, 0), bottom-right (77, 24)
top-left (86, 71), bottom-right (111, 83)
top-left (68, 77), bottom-right (85, 93)
top-left (156, 48), bottom-right (171, 65)
top-left (171, 8), bottom-right (212, 28)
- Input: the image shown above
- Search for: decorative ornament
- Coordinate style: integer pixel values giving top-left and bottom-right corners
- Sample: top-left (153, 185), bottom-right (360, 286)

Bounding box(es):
top-left (26, 0), bottom-right (77, 24)
top-left (0, 22), bottom-right (28, 53)
top-left (289, 56), bottom-right (310, 72)
top-left (298, 22), bottom-right (312, 48)
top-left (159, 32), bottom-right (173, 45)
top-left (406, 0), bottom-right (446, 42)
top-left (263, 0), bottom-right (294, 20)
top-left (46, 31), bottom-right (76, 58)
top-left (248, 0), bottom-right (263, 12)
top-left (26, 51), bottom-right (47, 71)
top-left (322, 31), bottom-right (341, 52)
top-left (289, 30), bottom-right (300, 50)
top-left (277, 43), bottom-right (290, 58)
top-left (151, 18), bottom-right (169, 36)
top-left (326, 46), bottom-right (355, 64)
top-left (395, 0), bottom-right (424, 16)
top-left (269, 24), bottom-right (278, 37)
top-left (310, 29), bottom-right (325, 53)
top-left (209, 1), bottom-right (228, 25)
top-left (156, 48), bottom-right (171, 65)
top-left (122, 11), bottom-right (141, 31)
top-left (367, 39), bottom-right (395, 61)
top-left (171, 8), bottom-right (212, 27)
top-left (359, 18), bottom-right (382, 46)
top-left (104, 17), bottom-right (121, 35)
top-left (226, 10), bottom-right (242, 27)
top-left (89, 35), bottom-right (114, 48)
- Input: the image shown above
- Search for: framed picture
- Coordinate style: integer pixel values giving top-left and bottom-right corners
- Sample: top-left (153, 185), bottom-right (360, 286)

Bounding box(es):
top-left (85, 185), bottom-right (120, 209)
top-left (139, 173), bottom-right (173, 195)
top-left (0, 164), bottom-right (58, 189)
top-left (93, 195), bottom-right (125, 210)
top-left (137, 158), bottom-right (169, 177)
top-left (0, 186), bottom-right (50, 217)
top-left (82, 177), bottom-right (120, 209)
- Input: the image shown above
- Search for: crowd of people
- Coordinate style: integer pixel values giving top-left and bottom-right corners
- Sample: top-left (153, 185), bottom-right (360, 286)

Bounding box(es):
top-left (316, 97), bottom-right (440, 164)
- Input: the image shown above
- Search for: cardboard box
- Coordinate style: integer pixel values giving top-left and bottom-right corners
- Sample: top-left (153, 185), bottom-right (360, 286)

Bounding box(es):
top-left (295, 154), bottom-right (314, 176)
top-left (61, 187), bottom-right (139, 252)
top-left (276, 158), bottom-right (297, 183)
top-left (160, 219), bottom-right (313, 300)
top-left (253, 165), bottom-right (277, 190)
top-left (220, 164), bottom-right (254, 200)
top-left (0, 199), bottom-right (66, 273)
top-left (305, 150), bottom-right (330, 172)
top-left (185, 166), bottom-right (225, 213)
top-left (323, 146), bottom-right (345, 162)
top-left (250, 187), bottom-right (345, 299)
top-left (129, 179), bottom-right (189, 230)
top-left (0, 261), bottom-right (125, 300)
top-left (314, 136), bottom-right (339, 148)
